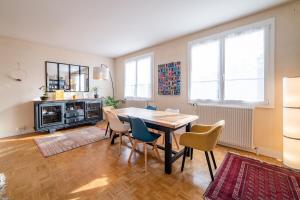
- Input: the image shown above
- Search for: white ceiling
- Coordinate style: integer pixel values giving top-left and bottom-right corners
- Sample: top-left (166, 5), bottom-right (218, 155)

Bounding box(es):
top-left (0, 0), bottom-right (290, 58)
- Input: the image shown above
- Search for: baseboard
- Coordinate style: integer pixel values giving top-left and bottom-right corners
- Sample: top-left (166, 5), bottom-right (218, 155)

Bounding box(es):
top-left (0, 128), bottom-right (35, 139)
top-left (219, 143), bottom-right (283, 161)
top-left (256, 147), bottom-right (283, 161)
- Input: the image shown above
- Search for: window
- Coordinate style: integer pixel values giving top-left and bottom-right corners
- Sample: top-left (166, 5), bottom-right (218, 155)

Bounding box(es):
top-left (189, 18), bottom-right (274, 106)
top-left (124, 53), bottom-right (153, 100)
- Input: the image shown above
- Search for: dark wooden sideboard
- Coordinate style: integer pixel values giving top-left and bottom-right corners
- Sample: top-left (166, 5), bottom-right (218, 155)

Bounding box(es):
top-left (34, 98), bottom-right (103, 133)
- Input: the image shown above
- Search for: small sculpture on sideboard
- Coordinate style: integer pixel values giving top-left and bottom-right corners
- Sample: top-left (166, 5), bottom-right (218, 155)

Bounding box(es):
top-left (39, 85), bottom-right (49, 101)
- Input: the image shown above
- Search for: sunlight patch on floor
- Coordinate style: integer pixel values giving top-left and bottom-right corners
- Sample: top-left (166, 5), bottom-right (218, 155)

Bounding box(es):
top-left (70, 177), bottom-right (109, 194)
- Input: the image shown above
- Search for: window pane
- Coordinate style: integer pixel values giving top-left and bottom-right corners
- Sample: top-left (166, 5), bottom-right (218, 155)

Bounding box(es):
top-left (59, 64), bottom-right (70, 90)
top-left (137, 85), bottom-right (151, 99)
top-left (46, 62), bottom-right (58, 92)
top-left (224, 28), bottom-right (265, 102)
top-left (225, 79), bottom-right (264, 102)
top-left (137, 56), bottom-right (151, 98)
top-left (137, 57), bottom-right (151, 85)
top-left (80, 66), bottom-right (89, 92)
top-left (70, 65), bottom-right (80, 91)
top-left (190, 40), bottom-right (220, 100)
top-left (190, 81), bottom-right (219, 100)
top-left (125, 61), bottom-right (136, 97)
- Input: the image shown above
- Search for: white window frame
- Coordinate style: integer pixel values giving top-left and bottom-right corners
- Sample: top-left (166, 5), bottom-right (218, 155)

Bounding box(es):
top-left (188, 18), bottom-right (275, 108)
top-left (124, 52), bottom-right (154, 101)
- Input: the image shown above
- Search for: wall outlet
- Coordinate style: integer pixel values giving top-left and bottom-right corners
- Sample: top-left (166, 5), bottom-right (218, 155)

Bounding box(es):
top-left (253, 147), bottom-right (259, 156)
top-left (16, 126), bottom-right (27, 134)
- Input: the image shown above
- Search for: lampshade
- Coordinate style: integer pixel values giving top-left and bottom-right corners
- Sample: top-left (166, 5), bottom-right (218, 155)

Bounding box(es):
top-left (283, 77), bottom-right (300, 107)
top-left (93, 65), bottom-right (110, 80)
top-left (283, 77), bottom-right (300, 169)
top-left (93, 67), bottom-right (101, 80)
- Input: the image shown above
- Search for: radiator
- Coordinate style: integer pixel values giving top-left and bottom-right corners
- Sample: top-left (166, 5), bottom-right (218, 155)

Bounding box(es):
top-left (196, 105), bottom-right (253, 150)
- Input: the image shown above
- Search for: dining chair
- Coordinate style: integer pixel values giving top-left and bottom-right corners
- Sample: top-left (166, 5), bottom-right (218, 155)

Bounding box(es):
top-left (103, 106), bottom-right (114, 137)
top-left (161, 108), bottom-right (180, 150)
top-left (106, 111), bottom-right (133, 155)
top-left (179, 120), bottom-right (225, 181)
top-left (128, 117), bottom-right (162, 171)
top-left (145, 105), bottom-right (157, 110)
top-left (144, 105), bottom-right (158, 134)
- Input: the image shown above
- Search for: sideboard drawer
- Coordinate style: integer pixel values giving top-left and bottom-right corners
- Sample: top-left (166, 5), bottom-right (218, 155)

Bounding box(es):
top-left (65, 116), bottom-right (85, 124)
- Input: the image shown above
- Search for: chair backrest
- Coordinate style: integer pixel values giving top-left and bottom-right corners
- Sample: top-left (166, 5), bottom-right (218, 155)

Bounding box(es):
top-left (129, 117), bottom-right (156, 142)
top-left (103, 106), bottom-right (114, 121)
top-left (208, 120), bottom-right (225, 149)
top-left (106, 110), bottom-right (127, 132)
top-left (145, 105), bottom-right (157, 111)
top-left (165, 108), bottom-right (180, 113)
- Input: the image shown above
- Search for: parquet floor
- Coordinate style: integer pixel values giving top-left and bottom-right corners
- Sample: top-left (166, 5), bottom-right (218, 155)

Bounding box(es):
top-left (0, 122), bottom-right (282, 200)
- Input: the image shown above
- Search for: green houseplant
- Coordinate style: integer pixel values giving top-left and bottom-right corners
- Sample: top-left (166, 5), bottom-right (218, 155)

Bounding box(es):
top-left (92, 87), bottom-right (99, 98)
top-left (104, 96), bottom-right (121, 108)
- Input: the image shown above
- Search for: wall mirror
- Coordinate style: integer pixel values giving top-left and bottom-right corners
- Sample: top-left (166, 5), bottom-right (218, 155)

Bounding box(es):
top-left (46, 61), bottom-right (89, 92)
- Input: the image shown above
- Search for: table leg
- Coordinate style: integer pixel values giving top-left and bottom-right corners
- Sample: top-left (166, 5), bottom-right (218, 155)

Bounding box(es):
top-left (186, 123), bottom-right (192, 157)
top-left (186, 122), bottom-right (191, 132)
top-left (165, 129), bottom-right (173, 174)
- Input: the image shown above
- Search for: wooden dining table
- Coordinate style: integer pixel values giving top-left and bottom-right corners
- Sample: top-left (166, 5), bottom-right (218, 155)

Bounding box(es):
top-left (113, 107), bottom-right (199, 174)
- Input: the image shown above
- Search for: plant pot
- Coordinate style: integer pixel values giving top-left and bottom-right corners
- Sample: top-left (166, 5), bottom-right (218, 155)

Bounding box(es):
top-left (94, 94), bottom-right (99, 98)
top-left (40, 96), bottom-right (49, 101)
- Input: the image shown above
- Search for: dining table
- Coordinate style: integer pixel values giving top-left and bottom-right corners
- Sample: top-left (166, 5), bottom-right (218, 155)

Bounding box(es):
top-left (112, 107), bottom-right (199, 174)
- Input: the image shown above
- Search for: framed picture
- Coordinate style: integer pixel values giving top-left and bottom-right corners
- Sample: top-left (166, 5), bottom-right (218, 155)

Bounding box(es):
top-left (158, 61), bottom-right (181, 95)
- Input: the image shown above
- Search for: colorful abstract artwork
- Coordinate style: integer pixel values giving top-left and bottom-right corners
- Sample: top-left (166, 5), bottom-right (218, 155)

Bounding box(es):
top-left (158, 61), bottom-right (181, 95)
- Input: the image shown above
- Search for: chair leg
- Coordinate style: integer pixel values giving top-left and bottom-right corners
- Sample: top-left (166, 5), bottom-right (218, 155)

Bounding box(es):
top-left (181, 147), bottom-right (188, 172)
top-left (119, 132), bottom-right (122, 155)
top-left (205, 151), bottom-right (214, 181)
top-left (144, 143), bottom-right (148, 172)
top-left (110, 131), bottom-right (116, 144)
top-left (128, 140), bottom-right (137, 162)
top-left (190, 148), bottom-right (193, 160)
top-left (127, 132), bottom-right (133, 146)
top-left (153, 141), bottom-right (162, 162)
top-left (162, 134), bottom-right (165, 145)
top-left (105, 122), bottom-right (109, 136)
top-left (109, 128), bottom-right (113, 138)
top-left (210, 151), bottom-right (217, 169)
top-left (172, 132), bottom-right (180, 150)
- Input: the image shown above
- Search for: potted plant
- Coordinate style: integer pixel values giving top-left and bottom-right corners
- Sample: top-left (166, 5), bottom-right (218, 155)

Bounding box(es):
top-left (104, 96), bottom-right (122, 108)
top-left (39, 86), bottom-right (48, 101)
top-left (92, 87), bottom-right (99, 98)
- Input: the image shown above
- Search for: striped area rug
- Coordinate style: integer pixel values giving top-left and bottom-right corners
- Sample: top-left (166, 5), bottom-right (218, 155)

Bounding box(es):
top-left (204, 153), bottom-right (300, 200)
top-left (0, 173), bottom-right (7, 200)
top-left (35, 127), bottom-right (108, 157)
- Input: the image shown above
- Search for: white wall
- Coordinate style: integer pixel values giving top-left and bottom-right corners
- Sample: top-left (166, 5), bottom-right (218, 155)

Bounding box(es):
top-left (114, 1), bottom-right (300, 159)
top-left (0, 36), bottom-right (114, 138)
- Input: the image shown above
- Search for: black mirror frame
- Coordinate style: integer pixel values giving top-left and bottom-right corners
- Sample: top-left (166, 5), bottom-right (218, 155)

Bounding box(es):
top-left (45, 61), bottom-right (89, 92)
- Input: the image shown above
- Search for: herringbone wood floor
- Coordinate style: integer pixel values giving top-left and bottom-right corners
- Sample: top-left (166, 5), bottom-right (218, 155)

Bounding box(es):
top-left (0, 122), bottom-right (281, 200)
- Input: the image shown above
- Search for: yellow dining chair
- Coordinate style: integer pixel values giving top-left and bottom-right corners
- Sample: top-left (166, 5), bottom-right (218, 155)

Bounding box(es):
top-left (179, 120), bottom-right (225, 181)
top-left (103, 106), bottom-right (114, 137)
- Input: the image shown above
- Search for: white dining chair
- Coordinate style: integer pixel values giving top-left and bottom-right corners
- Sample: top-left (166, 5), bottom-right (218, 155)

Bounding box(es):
top-left (106, 110), bottom-right (133, 155)
top-left (103, 106), bottom-right (114, 137)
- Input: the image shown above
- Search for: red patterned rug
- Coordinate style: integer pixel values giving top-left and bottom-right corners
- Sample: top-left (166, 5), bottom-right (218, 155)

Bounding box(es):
top-left (204, 153), bottom-right (300, 200)
top-left (35, 127), bottom-right (108, 157)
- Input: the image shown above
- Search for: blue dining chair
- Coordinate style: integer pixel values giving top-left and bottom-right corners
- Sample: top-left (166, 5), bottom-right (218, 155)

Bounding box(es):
top-left (128, 117), bottom-right (161, 171)
top-left (145, 105), bottom-right (157, 110)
